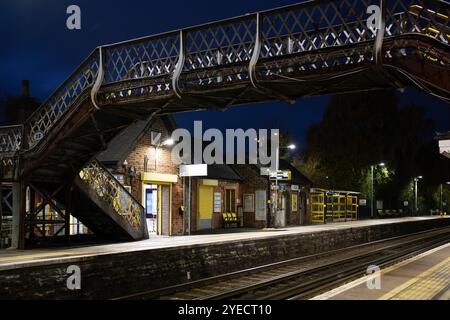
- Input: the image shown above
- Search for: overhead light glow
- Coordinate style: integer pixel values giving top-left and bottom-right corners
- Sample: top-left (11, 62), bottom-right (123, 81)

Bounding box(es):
top-left (163, 138), bottom-right (174, 146)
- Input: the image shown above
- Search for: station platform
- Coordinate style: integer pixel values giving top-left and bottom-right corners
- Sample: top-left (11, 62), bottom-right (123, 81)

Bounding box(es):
top-left (0, 216), bottom-right (446, 271)
top-left (0, 216), bottom-right (448, 299)
top-left (313, 242), bottom-right (450, 300)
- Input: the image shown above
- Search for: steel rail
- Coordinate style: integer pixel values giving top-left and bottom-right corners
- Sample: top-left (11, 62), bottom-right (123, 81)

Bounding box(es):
top-left (112, 226), bottom-right (450, 300)
top-left (268, 235), bottom-right (450, 299)
top-left (195, 228), bottom-right (450, 300)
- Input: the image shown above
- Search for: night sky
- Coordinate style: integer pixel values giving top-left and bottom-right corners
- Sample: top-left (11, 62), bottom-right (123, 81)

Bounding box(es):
top-left (1, 0), bottom-right (449, 149)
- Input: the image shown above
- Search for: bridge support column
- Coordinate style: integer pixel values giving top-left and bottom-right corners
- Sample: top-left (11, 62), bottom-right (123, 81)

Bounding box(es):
top-left (11, 181), bottom-right (26, 249)
top-left (65, 186), bottom-right (73, 245)
top-left (0, 183), bottom-right (3, 249)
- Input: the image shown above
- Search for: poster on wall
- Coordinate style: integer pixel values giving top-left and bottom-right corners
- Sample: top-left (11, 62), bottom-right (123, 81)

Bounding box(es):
top-left (291, 193), bottom-right (298, 212)
top-left (243, 193), bottom-right (255, 212)
top-left (114, 174), bottom-right (125, 184)
top-left (376, 200), bottom-right (383, 210)
top-left (214, 192), bottom-right (222, 213)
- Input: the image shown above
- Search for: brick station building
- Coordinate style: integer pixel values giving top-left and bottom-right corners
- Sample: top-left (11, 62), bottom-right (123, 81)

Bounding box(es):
top-left (98, 116), bottom-right (312, 237)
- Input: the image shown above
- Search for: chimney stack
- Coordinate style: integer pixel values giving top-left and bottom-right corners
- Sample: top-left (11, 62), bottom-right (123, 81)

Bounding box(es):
top-left (21, 80), bottom-right (30, 97)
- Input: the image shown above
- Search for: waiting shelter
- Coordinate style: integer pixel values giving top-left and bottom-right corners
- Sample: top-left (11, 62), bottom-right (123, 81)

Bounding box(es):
top-left (309, 188), bottom-right (360, 224)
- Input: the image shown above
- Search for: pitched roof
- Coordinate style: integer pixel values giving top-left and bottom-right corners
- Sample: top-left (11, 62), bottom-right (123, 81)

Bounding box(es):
top-left (98, 115), bottom-right (176, 165)
top-left (206, 164), bottom-right (243, 181)
top-left (278, 159), bottom-right (313, 186)
top-left (436, 131), bottom-right (450, 140)
top-left (97, 120), bottom-right (148, 165)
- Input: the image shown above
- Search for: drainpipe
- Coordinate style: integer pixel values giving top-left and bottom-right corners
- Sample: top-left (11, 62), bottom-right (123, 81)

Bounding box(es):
top-left (0, 183), bottom-right (3, 249)
top-left (188, 176), bottom-right (191, 235)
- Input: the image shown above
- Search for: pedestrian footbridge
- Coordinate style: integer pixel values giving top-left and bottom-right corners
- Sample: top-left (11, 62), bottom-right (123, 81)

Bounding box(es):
top-left (0, 0), bottom-right (448, 247)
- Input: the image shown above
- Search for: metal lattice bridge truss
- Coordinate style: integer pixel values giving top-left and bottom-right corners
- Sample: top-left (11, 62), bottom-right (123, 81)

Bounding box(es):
top-left (0, 0), bottom-right (448, 245)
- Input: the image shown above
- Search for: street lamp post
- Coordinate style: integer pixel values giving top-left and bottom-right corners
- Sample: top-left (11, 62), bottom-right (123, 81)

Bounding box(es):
top-left (440, 181), bottom-right (450, 215)
top-left (273, 143), bottom-right (296, 227)
top-left (275, 146), bottom-right (279, 227)
top-left (371, 165), bottom-right (374, 218)
top-left (370, 162), bottom-right (385, 219)
top-left (414, 176), bottom-right (423, 216)
top-left (446, 182), bottom-right (450, 215)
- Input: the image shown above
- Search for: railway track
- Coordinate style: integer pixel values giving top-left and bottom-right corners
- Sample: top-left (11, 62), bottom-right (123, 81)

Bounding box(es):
top-left (114, 227), bottom-right (450, 300)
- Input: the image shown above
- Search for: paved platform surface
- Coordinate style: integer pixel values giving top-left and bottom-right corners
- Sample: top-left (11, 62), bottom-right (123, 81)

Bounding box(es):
top-left (313, 242), bottom-right (450, 300)
top-left (0, 216), bottom-right (445, 271)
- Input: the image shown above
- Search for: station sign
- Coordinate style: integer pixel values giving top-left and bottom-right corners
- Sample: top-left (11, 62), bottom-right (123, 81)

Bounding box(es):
top-left (269, 170), bottom-right (291, 181)
top-left (179, 164), bottom-right (208, 177)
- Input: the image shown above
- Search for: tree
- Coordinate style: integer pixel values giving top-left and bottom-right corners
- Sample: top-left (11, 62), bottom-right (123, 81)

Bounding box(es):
top-left (300, 89), bottom-right (443, 212)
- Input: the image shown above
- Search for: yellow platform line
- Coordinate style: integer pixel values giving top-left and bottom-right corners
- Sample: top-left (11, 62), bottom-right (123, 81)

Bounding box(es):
top-left (311, 243), bottom-right (450, 300)
top-left (379, 257), bottom-right (450, 300)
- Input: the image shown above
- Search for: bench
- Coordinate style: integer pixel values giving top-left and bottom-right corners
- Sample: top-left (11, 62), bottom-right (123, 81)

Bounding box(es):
top-left (222, 213), bottom-right (240, 228)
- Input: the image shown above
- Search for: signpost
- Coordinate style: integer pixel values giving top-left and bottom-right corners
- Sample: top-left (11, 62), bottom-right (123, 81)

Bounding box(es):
top-left (266, 170), bottom-right (292, 228)
top-left (179, 164), bottom-right (208, 177)
top-left (269, 170), bottom-right (292, 181)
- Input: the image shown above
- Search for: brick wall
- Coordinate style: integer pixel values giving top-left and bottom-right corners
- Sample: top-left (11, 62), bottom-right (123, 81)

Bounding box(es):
top-left (105, 118), bottom-right (310, 235)
top-left (110, 117), bottom-right (184, 236)
top-left (190, 179), bottom-right (241, 231)
top-left (232, 165), bottom-right (269, 228)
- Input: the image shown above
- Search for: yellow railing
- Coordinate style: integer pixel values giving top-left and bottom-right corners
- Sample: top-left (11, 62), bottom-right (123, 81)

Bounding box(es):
top-left (310, 192), bottom-right (325, 223)
top-left (310, 189), bottom-right (359, 223)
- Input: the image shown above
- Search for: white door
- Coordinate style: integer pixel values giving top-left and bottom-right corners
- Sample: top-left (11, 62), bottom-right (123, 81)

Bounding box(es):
top-left (276, 194), bottom-right (286, 227)
top-left (255, 190), bottom-right (267, 222)
top-left (144, 184), bottom-right (158, 235)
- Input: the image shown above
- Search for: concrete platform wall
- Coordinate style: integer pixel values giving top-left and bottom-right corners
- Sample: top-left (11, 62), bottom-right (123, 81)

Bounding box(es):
top-left (1, 218), bottom-right (449, 299)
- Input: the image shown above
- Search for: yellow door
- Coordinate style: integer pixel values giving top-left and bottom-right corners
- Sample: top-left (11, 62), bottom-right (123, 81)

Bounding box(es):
top-left (198, 185), bottom-right (213, 230)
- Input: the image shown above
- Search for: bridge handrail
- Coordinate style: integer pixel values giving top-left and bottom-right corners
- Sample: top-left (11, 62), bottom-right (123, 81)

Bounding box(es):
top-left (24, 50), bottom-right (101, 150)
top-left (78, 159), bottom-right (146, 235)
top-left (0, 125), bottom-right (23, 155)
top-left (0, 0), bottom-right (448, 160)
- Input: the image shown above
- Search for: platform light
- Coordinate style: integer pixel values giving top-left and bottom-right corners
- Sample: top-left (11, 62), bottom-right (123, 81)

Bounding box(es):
top-left (379, 162), bottom-right (385, 167)
top-left (414, 176), bottom-right (423, 216)
top-left (287, 144), bottom-right (296, 150)
top-left (163, 138), bottom-right (174, 146)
